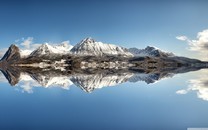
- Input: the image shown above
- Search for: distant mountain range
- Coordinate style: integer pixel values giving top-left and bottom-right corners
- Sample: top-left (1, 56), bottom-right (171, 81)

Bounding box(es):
top-left (3, 37), bottom-right (174, 58)
top-left (0, 37), bottom-right (208, 93)
top-left (128, 46), bottom-right (174, 57)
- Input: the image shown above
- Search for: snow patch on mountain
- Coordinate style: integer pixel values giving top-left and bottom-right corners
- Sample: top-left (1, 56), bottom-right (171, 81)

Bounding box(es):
top-left (29, 42), bottom-right (73, 57)
top-left (20, 49), bottom-right (33, 58)
top-left (128, 46), bottom-right (174, 57)
top-left (70, 38), bottom-right (133, 57)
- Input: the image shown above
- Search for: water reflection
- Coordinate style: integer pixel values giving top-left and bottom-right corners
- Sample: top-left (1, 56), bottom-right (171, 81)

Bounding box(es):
top-left (0, 64), bottom-right (207, 99)
top-left (0, 42), bottom-right (208, 103)
top-left (176, 70), bottom-right (208, 101)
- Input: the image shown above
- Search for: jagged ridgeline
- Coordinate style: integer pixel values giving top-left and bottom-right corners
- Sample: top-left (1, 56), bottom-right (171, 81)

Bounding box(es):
top-left (0, 38), bottom-right (208, 92)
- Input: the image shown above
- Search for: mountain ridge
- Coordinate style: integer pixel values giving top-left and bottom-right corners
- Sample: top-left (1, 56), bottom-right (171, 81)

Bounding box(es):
top-left (128, 46), bottom-right (174, 57)
top-left (70, 37), bottom-right (134, 57)
top-left (29, 43), bottom-right (73, 57)
top-left (0, 38), bottom-right (177, 59)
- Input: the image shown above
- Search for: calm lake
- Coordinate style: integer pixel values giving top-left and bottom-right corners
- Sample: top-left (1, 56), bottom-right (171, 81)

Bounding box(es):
top-left (0, 68), bottom-right (208, 130)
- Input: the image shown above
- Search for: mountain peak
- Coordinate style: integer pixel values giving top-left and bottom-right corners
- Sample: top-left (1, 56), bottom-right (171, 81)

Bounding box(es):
top-left (145, 46), bottom-right (156, 49)
top-left (80, 37), bottom-right (96, 44)
top-left (29, 43), bottom-right (51, 57)
top-left (29, 42), bottom-right (73, 57)
top-left (70, 38), bottom-right (133, 57)
top-left (128, 46), bottom-right (174, 57)
top-left (0, 44), bottom-right (21, 63)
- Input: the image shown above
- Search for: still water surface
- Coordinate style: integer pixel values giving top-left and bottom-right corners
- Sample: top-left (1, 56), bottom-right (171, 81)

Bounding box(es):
top-left (0, 69), bottom-right (208, 130)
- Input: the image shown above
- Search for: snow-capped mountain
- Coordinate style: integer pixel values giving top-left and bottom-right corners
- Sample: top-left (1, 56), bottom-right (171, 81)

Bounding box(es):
top-left (18, 73), bottom-right (73, 93)
top-left (128, 73), bottom-right (161, 84)
top-left (128, 46), bottom-right (174, 57)
top-left (128, 73), bottom-right (174, 84)
top-left (0, 44), bottom-right (21, 63)
top-left (29, 43), bottom-right (73, 57)
top-left (1, 38), bottom-right (208, 94)
top-left (70, 72), bottom-right (133, 92)
top-left (20, 49), bottom-right (33, 58)
top-left (70, 38), bottom-right (133, 57)
top-left (29, 74), bottom-right (73, 89)
top-left (5, 38), bottom-right (174, 58)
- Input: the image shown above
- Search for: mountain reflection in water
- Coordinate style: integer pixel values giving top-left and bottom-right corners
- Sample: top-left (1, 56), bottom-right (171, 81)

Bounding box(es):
top-left (0, 64), bottom-right (207, 98)
top-left (0, 39), bottom-right (208, 102)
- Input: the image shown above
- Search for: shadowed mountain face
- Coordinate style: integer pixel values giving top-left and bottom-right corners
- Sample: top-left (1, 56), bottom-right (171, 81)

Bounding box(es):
top-left (0, 39), bottom-right (208, 93)
top-left (0, 45), bottom-right (21, 85)
top-left (0, 44), bottom-right (20, 64)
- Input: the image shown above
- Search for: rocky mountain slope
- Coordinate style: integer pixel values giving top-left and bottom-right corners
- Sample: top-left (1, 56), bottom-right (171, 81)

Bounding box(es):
top-left (0, 38), bottom-right (208, 92)
top-left (70, 38), bottom-right (133, 57)
top-left (128, 46), bottom-right (174, 57)
top-left (29, 43), bottom-right (73, 57)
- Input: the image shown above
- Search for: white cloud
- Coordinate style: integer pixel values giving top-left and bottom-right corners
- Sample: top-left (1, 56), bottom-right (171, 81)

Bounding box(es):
top-left (176, 36), bottom-right (188, 41)
top-left (176, 89), bottom-right (188, 94)
top-left (176, 70), bottom-right (208, 101)
top-left (176, 29), bottom-right (208, 60)
top-left (188, 78), bottom-right (208, 101)
top-left (189, 29), bottom-right (208, 51)
top-left (61, 40), bottom-right (70, 45)
top-left (18, 80), bottom-right (38, 93)
top-left (20, 37), bottom-right (34, 49)
top-left (18, 37), bottom-right (42, 51)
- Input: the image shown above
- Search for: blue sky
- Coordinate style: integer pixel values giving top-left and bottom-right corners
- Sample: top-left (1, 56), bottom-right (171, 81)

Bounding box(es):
top-left (0, 0), bottom-right (208, 58)
top-left (1, 1), bottom-right (208, 129)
